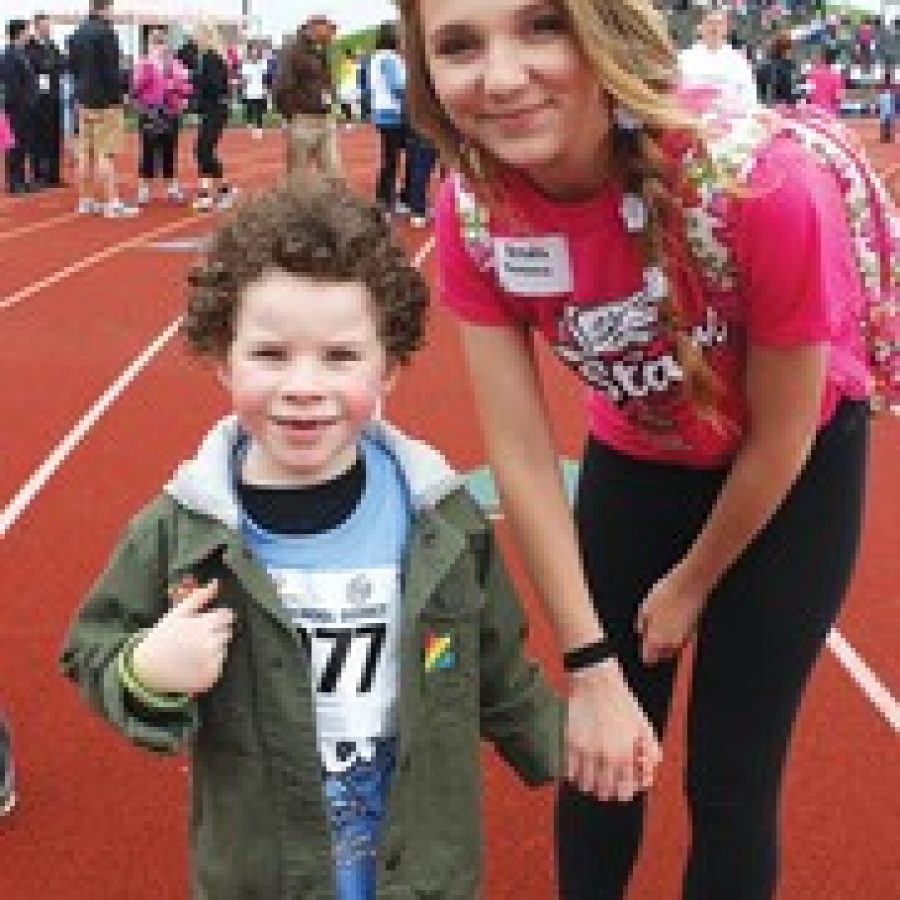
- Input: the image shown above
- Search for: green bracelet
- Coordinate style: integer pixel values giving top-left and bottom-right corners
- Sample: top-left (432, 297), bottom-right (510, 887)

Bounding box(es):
top-left (116, 634), bottom-right (190, 711)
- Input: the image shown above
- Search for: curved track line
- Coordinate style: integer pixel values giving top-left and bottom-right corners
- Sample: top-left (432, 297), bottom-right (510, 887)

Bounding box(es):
top-left (0, 317), bottom-right (182, 536)
top-left (0, 219), bottom-right (199, 311)
top-left (0, 210), bottom-right (80, 242)
top-left (827, 630), bottom-right (900, 731)
top-left (0, 160), bottom-right (282, 312)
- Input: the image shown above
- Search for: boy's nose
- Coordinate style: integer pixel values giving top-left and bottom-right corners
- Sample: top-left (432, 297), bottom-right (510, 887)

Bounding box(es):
top-left (280, 359), bottom-right (328, 396)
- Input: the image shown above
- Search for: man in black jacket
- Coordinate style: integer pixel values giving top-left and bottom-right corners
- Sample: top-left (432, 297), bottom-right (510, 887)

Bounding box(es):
top-left (26, 13), bottom-right (66, 188)
top-left (1, 19), bottom-right (39, 194)
top-left (68, 0), bottom-right (136, 216)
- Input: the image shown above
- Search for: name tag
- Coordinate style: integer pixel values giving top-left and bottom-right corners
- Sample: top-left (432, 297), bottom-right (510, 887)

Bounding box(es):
top-left (494, 235), bottom-right (573, 297)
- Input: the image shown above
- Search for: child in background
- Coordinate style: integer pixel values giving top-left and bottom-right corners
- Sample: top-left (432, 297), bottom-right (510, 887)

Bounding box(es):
top-left (60, 179), bottom-right (562, 900)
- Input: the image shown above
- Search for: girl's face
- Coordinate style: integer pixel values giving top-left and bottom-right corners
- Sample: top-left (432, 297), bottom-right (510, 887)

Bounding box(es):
top-left (417, 0), bottom-right (611, 198)
top-left (149, 32), bottom-right (167, 58)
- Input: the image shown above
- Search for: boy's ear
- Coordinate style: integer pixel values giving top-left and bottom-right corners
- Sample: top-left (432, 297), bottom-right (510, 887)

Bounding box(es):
top-left (214, 360), bottom-right (231, 390)
top-left (382, 363), bottom-right (400, 396)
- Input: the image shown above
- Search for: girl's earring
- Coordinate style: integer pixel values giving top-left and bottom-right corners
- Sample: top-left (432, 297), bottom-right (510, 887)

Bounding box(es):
top-left (462, 142), bottom-right (484, 180)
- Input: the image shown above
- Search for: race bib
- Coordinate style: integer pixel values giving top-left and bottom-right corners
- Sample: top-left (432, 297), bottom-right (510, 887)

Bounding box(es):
top-left (272, 567), bottom-right (400, 743)
top-left (494, 235), bottom-right (573, 296)
top-left (38, 74), bottom-right (51, 93)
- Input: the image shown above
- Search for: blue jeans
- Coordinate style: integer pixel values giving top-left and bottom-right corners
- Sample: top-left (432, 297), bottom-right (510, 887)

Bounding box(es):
top-left (402, 130), bottom-right (438, 217)
top-left (323, 739), bottom-right (396, 900)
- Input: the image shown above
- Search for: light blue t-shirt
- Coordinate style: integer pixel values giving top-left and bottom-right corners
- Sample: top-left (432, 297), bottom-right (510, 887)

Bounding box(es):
top-left (240, 435), bottom-right (412, 772)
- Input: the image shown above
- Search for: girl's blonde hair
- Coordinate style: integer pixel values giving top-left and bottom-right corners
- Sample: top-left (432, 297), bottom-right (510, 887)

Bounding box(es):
top-left (193, 17), bottom-right (226, 57)
top-left (397, 0), bottom-right (722, 415)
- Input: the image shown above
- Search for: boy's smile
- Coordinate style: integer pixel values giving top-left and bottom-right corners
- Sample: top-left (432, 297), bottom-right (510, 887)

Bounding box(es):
top-left (220, 269), bottom-right (397, 487)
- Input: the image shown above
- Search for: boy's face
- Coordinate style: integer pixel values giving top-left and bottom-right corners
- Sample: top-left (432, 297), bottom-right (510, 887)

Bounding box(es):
top-left (220, 269), bottom-right (397, 487)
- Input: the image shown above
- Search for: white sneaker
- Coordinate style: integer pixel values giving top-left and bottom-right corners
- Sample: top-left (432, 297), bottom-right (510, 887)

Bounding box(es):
top-left (409, 214), bottom-right (429, 229)
top-left (136, 183), bottom-right (150, 206)
top-left (166, 185), bottom-right (186, 203)
top-left (103, 200), bottom-right (139, 218)
top-left (216, 187), bottom-right (238, 212)
top-left (193, 193), bottom-right (213, 212)
top-left (252, 128), bottom-right (263, 140)
top-left (77, 198), bottom-right (99, 215)
top-left (393, 200), bottom-right (411, 216)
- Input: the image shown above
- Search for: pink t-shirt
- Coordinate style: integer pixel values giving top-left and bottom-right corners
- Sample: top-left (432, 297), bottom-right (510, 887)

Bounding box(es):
top-left (807, 65), bottom-right (844, 113)
top-left (436, 136), bottom-right (868, 467)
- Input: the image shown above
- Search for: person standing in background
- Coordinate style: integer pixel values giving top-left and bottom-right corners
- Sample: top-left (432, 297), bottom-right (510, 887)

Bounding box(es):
top-left (240, 40), bottom-right (269, 140)
top-left (805, 46), bottom-right (844, 113)
top-left (191, 19), bottom-right (236, 212)
top-left (67, 0), bottom-right (137, 217)
top-left (1, 18), bottom-right (39, 195)
top-left (758, 32), bottom-right (799, 105)
top-left (26, 13), bottom-right (66, 188)
top-left (877, 71), bottom-right (896, 143)
top-left (272, 27), bottom-right (340, 178)
top-left (131, 27), bottom-right (192, 206)
top-left (679, 2), bottom-right (759, 107)
top-left (369, 22), bottom-right (408, 217)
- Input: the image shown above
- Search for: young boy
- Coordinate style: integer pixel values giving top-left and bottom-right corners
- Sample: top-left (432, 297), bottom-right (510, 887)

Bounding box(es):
top-left (60, 180), bottom-right (562, 899)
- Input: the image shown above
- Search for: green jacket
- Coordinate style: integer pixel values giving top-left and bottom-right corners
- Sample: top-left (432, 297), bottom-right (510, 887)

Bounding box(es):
top-left (60, 417), bottom-right (563, 899)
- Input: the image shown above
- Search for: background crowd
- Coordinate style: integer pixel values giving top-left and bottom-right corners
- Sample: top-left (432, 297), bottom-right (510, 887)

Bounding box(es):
top-left (1, 1), bottom-right (898, 214)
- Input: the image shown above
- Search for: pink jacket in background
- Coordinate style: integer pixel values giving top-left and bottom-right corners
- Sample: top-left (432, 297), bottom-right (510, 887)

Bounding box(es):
top-left (807, 65), bottom-right (844, 113)
top-left (131, 56), bottom-right (193, 116)
top-left (0, 111), bottom-right (14, 152)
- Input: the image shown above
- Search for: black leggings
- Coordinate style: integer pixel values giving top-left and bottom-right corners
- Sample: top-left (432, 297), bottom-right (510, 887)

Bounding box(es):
top-left (139, 121), bottom-right (178, 180)
top-left (243, 97), bottom-right (266, 128)
top-left (557, 399), bottom-right (868, 900)
top-left (375, 124), bottom-right (406, 208)
top-left (195, 104), bottom-right (227, 178)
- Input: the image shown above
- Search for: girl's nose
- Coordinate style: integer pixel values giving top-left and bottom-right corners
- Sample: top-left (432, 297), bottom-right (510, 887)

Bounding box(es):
top-left (482, 38), bottom-right (529, 96)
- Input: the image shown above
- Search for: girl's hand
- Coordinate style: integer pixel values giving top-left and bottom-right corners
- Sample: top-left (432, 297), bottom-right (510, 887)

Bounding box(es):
top-left (565, 662), bottom-right (662, 802)
top-left (635, 568), bottom-right (705, 666)
top-left (130, 579), bottom-right (235, 697)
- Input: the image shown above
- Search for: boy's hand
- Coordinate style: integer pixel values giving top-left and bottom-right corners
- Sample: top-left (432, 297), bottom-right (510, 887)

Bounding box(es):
top-left (131, 580), bottom-right (235, 697)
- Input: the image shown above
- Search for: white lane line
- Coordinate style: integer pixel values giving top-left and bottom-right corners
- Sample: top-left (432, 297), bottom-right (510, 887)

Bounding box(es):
top-left (827, 629), bottom-right (900, 732)
top-left (0, 159), bottom-right (283, 312)
top-left (0, 211), bottom-right (81, 242)
top-left (0, 219), bottom-right (198, 311)
top-left (0, 317), bottom-right (182, 536)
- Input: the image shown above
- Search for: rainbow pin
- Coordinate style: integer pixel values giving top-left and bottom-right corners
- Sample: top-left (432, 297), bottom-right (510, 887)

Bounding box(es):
top-left (423, 631), bottom-right (456, 672)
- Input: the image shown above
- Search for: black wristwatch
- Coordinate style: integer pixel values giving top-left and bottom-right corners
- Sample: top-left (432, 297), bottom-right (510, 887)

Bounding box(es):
top-left (563, 638), bottom-right (616, 673)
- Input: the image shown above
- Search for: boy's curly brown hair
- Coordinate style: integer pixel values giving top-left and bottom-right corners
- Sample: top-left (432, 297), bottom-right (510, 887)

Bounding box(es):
top-left (184, 178), bottom-right (429, 363)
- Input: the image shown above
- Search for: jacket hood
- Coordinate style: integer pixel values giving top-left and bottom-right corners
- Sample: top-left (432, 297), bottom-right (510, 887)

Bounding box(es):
top-left (164, 415), bottom-right (463, 530)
